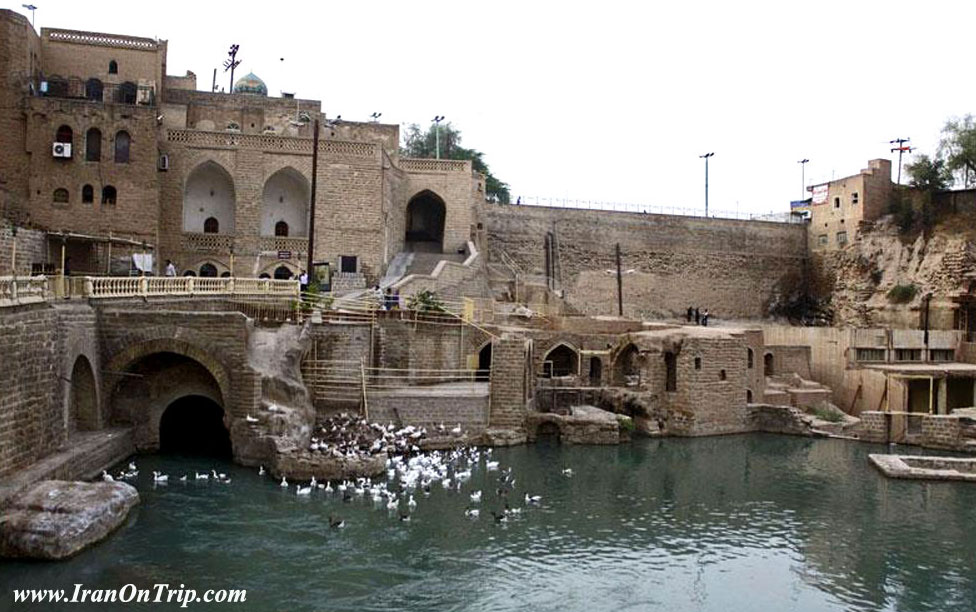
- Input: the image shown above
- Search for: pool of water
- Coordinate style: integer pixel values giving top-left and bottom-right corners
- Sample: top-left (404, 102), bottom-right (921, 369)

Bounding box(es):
top-left (4, 434), bottom-right (976, 611)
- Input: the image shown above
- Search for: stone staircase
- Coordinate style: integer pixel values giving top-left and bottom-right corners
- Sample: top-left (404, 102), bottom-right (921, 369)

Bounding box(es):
top-left (764, 373), bottom-right (832, 409)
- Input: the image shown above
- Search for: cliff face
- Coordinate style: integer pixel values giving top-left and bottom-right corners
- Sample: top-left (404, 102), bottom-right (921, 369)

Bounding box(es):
top-left (819, 216), bottom-right (976, 328)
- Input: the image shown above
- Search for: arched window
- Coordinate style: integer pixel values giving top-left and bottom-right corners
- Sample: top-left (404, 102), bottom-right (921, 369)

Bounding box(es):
top-left (108, 60), bottom-right (118, 74)
top-left (274, 266), bottom-right (293, 280)
top-left (543, 344), bottom-right (578, 378)
top-left (259, 273), bottom-right (271, 279)
top-left (53, 188), bottom-right (69, 203)
top-left (746, 389), bottom-right (754, 403)
top-left (85, 128), bottom-right (101, 161)
top-left (220, 271), bottom-right (231, 278)
top-left (182, 270), bottom-right (197, 277)
top-left (85, 78), bottom-right (103, 101)
top-left (203, 217), bottom-right (219, 234)
top-left (199, 263), bottom-right (218, 277)
top-left (101, 185), bottom-right (117, 205)
top-left (274, 221), bottom-right (289, 237)
top-left (55, 125), bottom-right (73, 144)
top-left (114, 131), bottom-right (130, 163)
top-left (81, 184), bottom-right (94, 204)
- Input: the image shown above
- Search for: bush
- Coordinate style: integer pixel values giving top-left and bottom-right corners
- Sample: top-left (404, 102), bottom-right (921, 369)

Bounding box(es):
top-left (617, 416), bottom-right (635, 433)
top-left (406, 289), bottom-right (446, 313)
top-left (813, 407), bottom-right (844, 423)
top-left (887, 283), bottom-right (918, 304)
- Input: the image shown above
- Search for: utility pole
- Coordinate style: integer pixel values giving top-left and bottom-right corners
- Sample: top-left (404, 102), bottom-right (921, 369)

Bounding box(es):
top-left (432, 115), bottom-right (445, 159)
top-left (211, 68), bottom-right (217, 93)
top-left (306, 120), bottom-right (320, 285)
top-left (798, 159), bottom-right (809, 199)
top-left (615, 243), bottom-right (623, 317)
top-left (223, 44), bottom-right (240, 93)
top-left (699, 152), bottom-right (715, 217)
top-left (890, 138), bottom-right (914, 184)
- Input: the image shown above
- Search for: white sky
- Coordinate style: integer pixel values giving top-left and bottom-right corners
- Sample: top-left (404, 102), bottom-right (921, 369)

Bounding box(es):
top-left (12, 0), bottom-right (976, 215)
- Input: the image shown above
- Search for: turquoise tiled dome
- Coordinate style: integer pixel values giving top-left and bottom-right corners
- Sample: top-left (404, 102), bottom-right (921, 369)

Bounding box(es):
top-left (233, 72), bottom-right (267, 96)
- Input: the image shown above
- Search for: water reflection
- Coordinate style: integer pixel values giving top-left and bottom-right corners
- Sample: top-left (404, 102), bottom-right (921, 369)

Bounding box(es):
top-left (2, 435), bottom-right (975, 612)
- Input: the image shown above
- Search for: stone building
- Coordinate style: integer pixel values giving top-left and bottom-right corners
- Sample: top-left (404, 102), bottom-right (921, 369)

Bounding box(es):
top-left (0, 10), bottom-right (483, 283)
top-left (792, 158), bottom-right (893, 252)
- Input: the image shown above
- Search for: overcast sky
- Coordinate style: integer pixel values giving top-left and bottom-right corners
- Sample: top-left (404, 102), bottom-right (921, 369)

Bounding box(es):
top-left (12, 0), bottom-right (976, 216)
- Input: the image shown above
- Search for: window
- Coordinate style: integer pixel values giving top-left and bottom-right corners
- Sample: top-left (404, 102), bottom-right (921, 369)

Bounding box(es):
top-left (114, 131), bottom-right (130, 163)
top-left (856, 348), bottom-right (886, 362)
top-left (226, 122), bottom-right (241, 131)
top-left (85, 128), bottom-right (101, 161)
top-left (199, 263), bottom-right (218, 277)
top-left (81, 184), bottom-right (94, 204)
top-left (930, 349), bottom-right (955, 362)
top-left (55, 125), bottom-right (73, 144)
top-left (85, 78), bottom-right (103, 102)
top-left (818, 234), bottom-right (828, 246)
top-left (203, 217), bottom-right (219, 234)
top-left (852, 192), bottom-right (859, 204)
top-left (694, 356), bottom-right (701, 370)
top-left (834, 197), bottom-right (841, 208)
top-left (108, 60), bottom-right (118, 74)
top-left (53, 188), bottom-right (69, 204)
top-left (719, 369), bottom-right (727, 381)
top-left (275, 221), bottom-right (289, 237)
top-left (101, 185), bottom-right (117, 205)
top-left (895, 349), bottom-right (923, 362)
top-left (836, 231), bottom-right (848, 246)
top-left (340, 255), bottom-right (357, 273)
top-left (746, 389), bottom-right (753, 403)
top-left (118, 82), bottom-right (136, 104)
top-left (747, 348), bottom-right (754, 369)
top-left (664, 352), bottom-right (677, 392)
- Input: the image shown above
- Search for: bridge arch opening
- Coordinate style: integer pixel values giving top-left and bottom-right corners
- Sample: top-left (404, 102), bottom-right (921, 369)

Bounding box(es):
top-left (405, 190), bottom-right (446, 252)
top-left (110, 349), bottom-right (229, 454)
top-left (160, 395), bottom-right (231, 457)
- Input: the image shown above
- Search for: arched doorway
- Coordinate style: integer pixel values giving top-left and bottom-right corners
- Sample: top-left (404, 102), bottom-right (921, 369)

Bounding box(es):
top-left (477, 343), bottom-right (492, 382)
top-left (613, 344), bottom-right (640, 385)
top-left (261, 167), bottom-right (309, 238)
top-left (274, 265), bottom-right (294, 280)
top-left (764, 353), bottom-right (774, 376)
top-left (589, 356), bottom-right (602, 386)
top-left (109, 350), bottom-right (228, 453)
top-left (199, 263), bottom-right (218, 277)
top-left (68, 355), bottom-right (97, 432)
top-left (543, 344), bottom-right (578, 378)
top-left (405, 190), bottom-right (446, 252)
top-left (184, 161), bottom-right (236, 235)
top-left (160, 395), bottom-right (231, 457)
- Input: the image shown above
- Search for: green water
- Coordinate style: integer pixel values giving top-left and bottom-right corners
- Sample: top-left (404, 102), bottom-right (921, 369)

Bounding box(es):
top-left (3, 434), bottom-right (976, 612)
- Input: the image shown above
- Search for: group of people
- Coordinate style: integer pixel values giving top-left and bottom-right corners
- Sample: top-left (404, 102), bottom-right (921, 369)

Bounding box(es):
top-left (686, 306), bottom-right (710, 327)
top-left (375, 286), bottom-right (401, 311)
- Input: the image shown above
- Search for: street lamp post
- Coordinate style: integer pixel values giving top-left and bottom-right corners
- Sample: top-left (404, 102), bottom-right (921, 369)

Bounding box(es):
top-left (699, 152), bottom-right (715, 217)
top-left (21, 4), bottom-right (36, 27)
top-left (798, 159), bottom-right (809, 200)
top-left (432, 115), bottom-right (445, 159)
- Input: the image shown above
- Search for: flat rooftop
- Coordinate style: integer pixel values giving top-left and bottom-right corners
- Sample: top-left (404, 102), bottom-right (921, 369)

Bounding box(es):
top-left (863, 363), bottom-right (976, 376)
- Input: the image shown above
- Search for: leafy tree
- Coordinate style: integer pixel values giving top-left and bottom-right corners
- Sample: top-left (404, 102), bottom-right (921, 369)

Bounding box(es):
top-left (937, 114), bottom-right (976, 188)
top-left (905, 154), bottom-right (951, 192)
top-left (400, 123), bottom-right (510, 203)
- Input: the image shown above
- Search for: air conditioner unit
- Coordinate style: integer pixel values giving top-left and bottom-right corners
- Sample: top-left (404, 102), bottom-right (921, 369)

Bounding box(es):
top-left (157, 154), bottom-right (169, 171)
top-left (52, 142), bottom-right (72, 158)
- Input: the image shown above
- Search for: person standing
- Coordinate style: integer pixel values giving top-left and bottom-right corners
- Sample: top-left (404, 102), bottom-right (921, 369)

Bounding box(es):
top-left (299, 270), bottom-right (309, 293)
top-left (686, 306), bottom-right (693, 323)
top-left (702, 309), bottom-right (710, 327)
top-left (694, 307), bottom-right (700, 325)
top-left (164, 259), bottom-right (177, 277)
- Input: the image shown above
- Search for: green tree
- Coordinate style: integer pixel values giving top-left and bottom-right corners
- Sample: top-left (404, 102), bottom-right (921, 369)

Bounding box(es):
top-left (905, 154), bottom-right (951, 192)
top-left (937, 114), bottom-right (976, 188)
top-left (400, 123), bottom-right (510, 203)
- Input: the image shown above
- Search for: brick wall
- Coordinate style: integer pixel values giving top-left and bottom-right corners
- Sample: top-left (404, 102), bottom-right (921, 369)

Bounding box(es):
top-left (0, 10), bottom-right (38, 223)
top-left (0, 221), bottom-right (47, 274)
top-left (367, 393), bottom-right (489, 433)
top-left (484, 204), bottom-right (808, 319)
top-left (489, 336), bottom-right (531, 430)
top-left (0, 304), bottom-right (63, 477)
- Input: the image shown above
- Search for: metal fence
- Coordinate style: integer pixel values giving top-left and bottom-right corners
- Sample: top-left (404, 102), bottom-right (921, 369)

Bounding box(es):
top-left (506, 196), bottom-right (807, 224)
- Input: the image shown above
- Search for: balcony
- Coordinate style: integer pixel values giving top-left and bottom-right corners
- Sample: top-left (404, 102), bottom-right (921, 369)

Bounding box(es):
top-left (182, 232), bottom-right (233, 253)
top-left (257, 236), bottom-right (309, 256)
top-left (35, 77), bottom-right (155, 106)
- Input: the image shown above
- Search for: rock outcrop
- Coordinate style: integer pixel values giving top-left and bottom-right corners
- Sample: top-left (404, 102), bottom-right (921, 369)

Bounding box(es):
top-left (0, 480), bottom-right (139, 560)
